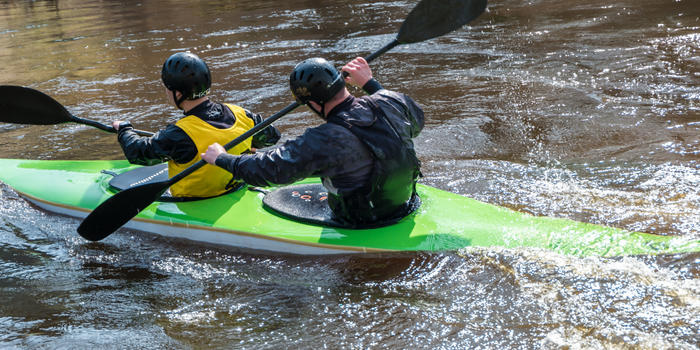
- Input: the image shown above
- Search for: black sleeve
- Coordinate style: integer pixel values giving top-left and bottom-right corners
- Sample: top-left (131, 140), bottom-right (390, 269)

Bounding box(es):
top-left (214, 125), bottom-right (340, 187)
top-left (244, 109), bottom-right (282, 149)
top-left (362, 78), bottom-right (383, 95)
top-left (117, 124), bottom-right (199, 165)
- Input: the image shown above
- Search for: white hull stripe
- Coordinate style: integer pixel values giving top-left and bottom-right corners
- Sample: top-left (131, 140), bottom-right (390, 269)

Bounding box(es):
top-left (17, 190), bottom-right (391, 255)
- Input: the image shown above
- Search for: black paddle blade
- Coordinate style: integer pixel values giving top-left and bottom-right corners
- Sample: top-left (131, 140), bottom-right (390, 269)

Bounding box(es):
top-left (0, 85), bottom-right (73, 125)
top-left (398, 0), bottom-right (488, 44)
top-left (77, 181), bottom-right (170, 241)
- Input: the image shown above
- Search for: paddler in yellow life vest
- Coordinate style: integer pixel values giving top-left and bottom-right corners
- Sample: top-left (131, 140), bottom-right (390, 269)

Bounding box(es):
top-left (111, 52), bottom-right (281, 198)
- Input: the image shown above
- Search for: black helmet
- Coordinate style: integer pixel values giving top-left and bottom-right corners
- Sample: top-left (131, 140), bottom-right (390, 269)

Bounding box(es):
top-left (289, 58), bottom-right (345, 106)
top-left (161, 52), bottom-right (211, 107)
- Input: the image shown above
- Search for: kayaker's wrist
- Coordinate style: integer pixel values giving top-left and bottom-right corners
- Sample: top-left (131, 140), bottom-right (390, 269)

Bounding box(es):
top-left (116, 121), bottom-right (133, 136)
top-left (214, 153), bottom-right (238, 173)
top-left (362, 79), bottom-right (383, 95)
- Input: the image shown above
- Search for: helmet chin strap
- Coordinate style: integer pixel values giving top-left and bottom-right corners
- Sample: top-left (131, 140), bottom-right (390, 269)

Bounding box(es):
top-left (308, 101), bottom-right (327, 119)
top-left (172, 90), bottom-right (187, 110)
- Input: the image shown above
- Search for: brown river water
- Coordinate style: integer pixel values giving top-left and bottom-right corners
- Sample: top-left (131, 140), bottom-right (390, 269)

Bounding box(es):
top-left (1, 0), bottom-right (700, 348)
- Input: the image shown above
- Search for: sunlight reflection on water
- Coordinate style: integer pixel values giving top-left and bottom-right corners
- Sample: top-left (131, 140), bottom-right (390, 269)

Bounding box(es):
top-left (1, 0), bottom-right (700, 348)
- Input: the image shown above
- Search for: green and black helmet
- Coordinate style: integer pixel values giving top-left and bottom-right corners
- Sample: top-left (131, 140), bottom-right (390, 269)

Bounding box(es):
top-left (161, 52), bottom-right (211, 108)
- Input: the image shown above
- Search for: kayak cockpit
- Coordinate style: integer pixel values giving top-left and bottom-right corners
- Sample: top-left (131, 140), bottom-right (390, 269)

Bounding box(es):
top-left (103, 164), bottom-right (417, 229)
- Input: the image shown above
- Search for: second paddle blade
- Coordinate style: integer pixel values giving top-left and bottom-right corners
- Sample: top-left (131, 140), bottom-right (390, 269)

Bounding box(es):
top-left (0, 85), bottom-right (73, 125)
top-left (397, 0), bottom-right (488, 44)
top-left (77, 181), bottom-right (170, 241)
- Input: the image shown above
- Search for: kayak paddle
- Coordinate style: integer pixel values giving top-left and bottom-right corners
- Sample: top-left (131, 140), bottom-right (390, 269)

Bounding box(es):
top-left (0, 85), bottom-right (154, 137)
top-left (77, 0), bottom-right (488, 241)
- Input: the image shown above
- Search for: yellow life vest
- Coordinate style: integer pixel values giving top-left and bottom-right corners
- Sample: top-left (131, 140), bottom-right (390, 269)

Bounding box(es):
top-left (168, 103), bottom-right (254, 198)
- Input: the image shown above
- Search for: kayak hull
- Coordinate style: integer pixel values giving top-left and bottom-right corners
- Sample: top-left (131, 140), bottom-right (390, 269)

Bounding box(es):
top-left (0, 158), bottom-right (698, 257)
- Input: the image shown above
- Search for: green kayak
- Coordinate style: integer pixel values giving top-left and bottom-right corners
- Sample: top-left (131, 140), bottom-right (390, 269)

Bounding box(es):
top-left (0, 158), bottom-right (697, 257)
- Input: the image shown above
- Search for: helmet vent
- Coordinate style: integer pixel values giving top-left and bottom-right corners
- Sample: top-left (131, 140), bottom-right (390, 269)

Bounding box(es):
top-left (161, 52), bottom-right (211, 101)
top-left (289, 58), bottom-right (344, 105)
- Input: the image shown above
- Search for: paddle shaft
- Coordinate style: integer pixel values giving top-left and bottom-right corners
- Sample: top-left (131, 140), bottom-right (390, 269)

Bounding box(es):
top-left (72, 115), bottom-right (154, 137)
top-left (365, 39), bottom-right (400, 63)
top-left (169, 101), bottom-right (300, 184)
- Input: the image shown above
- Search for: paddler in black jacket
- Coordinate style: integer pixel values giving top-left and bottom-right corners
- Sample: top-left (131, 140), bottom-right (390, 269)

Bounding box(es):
top-left (201, 57), bottom-right (425, 227)
top-left (111, 52), bottom-right (281, 199)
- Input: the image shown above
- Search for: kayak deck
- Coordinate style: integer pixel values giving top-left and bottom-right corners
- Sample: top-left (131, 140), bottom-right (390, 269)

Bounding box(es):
top-left (0, 158), bottom-right (698, 256)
